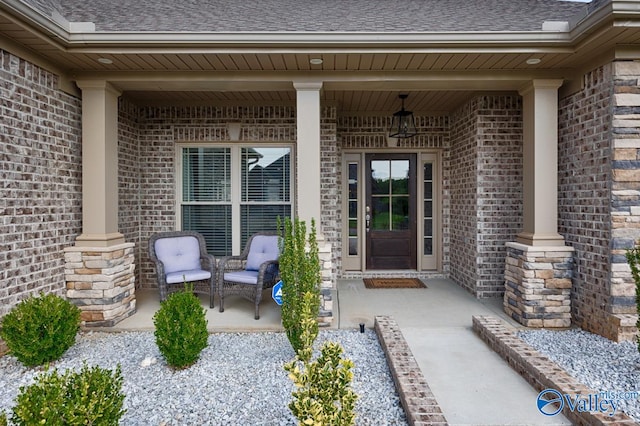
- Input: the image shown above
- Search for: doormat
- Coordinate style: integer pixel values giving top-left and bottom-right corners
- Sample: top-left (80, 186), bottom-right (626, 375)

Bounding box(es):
top-left (363, 278), bottom-right (426, 289)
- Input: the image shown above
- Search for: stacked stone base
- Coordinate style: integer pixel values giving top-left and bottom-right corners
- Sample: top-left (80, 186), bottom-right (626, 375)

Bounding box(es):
top-left (64, 243), bottom-right (136, 327)
top-left (504, 242), bottom-right (574, 328)
top-left (604, 313), bottom-right (638, 343)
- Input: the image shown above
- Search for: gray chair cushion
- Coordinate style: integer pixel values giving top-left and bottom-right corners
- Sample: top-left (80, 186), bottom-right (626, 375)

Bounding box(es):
top-left (155, 236), bottom-right (201, 274)
top-left (224, 270), bottom-right (259, 285)
top-left (245, 235), bottom-right (279, 271)
top-left (166, 269), bottom-right (212, 284)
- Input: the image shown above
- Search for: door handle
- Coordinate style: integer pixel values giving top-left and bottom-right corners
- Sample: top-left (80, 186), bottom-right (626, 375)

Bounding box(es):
top-left (365, 206), bottom-right (370, 232)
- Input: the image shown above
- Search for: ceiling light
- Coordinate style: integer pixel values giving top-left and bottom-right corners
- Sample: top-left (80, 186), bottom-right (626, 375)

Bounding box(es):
top-left (309, 58), bottom-right (323, 65)
top-left (526, 58), bottom-right (541, 65)
top-left (388, 94), bottom-right (418, 139)
top-left (97, 57), bottom-right (113, 64)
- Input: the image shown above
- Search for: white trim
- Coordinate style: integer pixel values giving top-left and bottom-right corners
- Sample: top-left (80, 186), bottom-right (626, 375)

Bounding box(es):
top-left (419, 152), bottom-right (441, 271)
top-left (342, 153), bottom-right (363, 271)
top-left (506, 242), bottom-right (574, 252)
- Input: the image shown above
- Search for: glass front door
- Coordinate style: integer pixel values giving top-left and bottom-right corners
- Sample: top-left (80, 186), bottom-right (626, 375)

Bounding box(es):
top-left (365, 154), bottom-right (417, 269)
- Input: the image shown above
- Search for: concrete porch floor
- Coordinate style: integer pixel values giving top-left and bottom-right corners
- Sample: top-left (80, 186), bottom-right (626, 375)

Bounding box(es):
top-left (111, 278), bottom-right (569, 425)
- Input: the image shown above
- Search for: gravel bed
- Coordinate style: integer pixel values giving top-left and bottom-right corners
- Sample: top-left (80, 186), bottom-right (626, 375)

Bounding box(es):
top-left (0, 329), bottom-right (407, 426)
top-left (518, 328), bottom-right (640, 421)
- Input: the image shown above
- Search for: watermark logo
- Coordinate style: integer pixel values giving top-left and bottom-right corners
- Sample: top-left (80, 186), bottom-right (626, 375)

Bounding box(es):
top-left (536, 388), bottom-right (639, 417)
top-left (537, 389), bottom-right (564, 416)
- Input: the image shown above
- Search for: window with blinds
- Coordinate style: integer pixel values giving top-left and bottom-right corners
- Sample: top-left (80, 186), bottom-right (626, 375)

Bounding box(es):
top-left (240, 147), bottom-right (291, 248)
top-left (179, 145), bottom-right (292, 256)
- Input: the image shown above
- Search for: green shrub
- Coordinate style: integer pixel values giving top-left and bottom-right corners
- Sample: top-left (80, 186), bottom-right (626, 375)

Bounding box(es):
top-left (11, 363), bottom-right (126, 426)
top-left (284, 295), bottom-right (357, 426)
top-left (153, 284), bottom-right (208, 369)
top-left (625, 243), bottom-right (640, 352)
top-left (0, 411), bottom-right (7, 426)
top-left (0, 292), bottom-right (81, 366)
top-left (279, 217), bottom-right (321, 353)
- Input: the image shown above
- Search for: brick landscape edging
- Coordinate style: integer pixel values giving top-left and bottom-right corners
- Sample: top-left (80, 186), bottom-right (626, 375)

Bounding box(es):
top-left (472, 315), bottom-right (639, 426)
top-left (374, 316), bottom-right (448, 426)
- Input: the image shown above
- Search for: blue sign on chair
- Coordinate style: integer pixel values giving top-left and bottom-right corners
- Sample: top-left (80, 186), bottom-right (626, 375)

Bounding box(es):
top-left (272, 280), bottom-right (283, 306)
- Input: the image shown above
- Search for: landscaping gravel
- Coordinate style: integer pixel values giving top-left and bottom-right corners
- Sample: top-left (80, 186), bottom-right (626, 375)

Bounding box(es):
top-left (0, 329), bottom-right (407, 426)
top-left (518, 328), bottom-right (640, 421)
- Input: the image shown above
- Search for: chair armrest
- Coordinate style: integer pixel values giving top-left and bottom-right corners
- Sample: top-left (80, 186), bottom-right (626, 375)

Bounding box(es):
top-left (218, 255), bottom-right (246, 272)
top-left (217, 255), bottom-right (246, 285)
top-left (256, 260), bottom-right (279, 291)
top-left (152, 259), bottom-right (167, 285)
top-left (200, 254), bottom-right (216, 275)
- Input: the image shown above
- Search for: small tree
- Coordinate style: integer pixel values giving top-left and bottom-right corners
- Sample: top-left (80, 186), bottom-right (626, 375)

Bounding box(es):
top-left (284, 293), bottom-right (358, 426)
top-left (279, 217), bottom-right (322, 352)
top-left (625, 242), bottom-right (640, 352)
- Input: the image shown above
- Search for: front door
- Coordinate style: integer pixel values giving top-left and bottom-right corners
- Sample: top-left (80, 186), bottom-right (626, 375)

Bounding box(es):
top-left (365, 154), bottom-right (417, 269)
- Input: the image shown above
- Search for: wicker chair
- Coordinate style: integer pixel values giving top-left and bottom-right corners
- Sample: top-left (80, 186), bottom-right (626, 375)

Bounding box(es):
top-left (218, 233), bottom-right (280, 319)
top-left (148, 231), bottom-right (216, 308)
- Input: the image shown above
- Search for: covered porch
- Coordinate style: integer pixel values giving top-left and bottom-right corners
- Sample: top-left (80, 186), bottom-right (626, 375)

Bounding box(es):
top-left (69, 73), bottom-right (570, 331)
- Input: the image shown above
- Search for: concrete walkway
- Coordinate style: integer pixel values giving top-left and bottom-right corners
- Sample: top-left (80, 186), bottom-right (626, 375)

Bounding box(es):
top-left (336, 278), bottom-right (570, 426)
top-left (114, 278), bottom-right (570, 425)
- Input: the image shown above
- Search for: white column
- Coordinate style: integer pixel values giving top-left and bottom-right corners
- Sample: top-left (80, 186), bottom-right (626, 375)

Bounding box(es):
top-left (517, 79), bottom-right (566, 247)
top-left (294, 81), bottom-right (323, 230)
top-left (75, 80), bottom-right (124, 247)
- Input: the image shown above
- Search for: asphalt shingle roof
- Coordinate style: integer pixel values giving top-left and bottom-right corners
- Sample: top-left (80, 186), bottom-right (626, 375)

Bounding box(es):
top-left (24, 0), bottom-right (594, 33)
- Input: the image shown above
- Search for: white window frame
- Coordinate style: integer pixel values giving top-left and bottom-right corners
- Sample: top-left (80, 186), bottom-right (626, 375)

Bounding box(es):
top-left (176, 142), bottom-right (295, 255)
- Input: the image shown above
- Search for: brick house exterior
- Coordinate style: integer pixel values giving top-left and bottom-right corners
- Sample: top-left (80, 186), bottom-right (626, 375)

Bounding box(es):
top-left (1, 0), bottom-right (639, 341)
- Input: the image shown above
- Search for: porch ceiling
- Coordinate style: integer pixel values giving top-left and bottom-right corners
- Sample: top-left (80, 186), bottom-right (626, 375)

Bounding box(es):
top-left (121, 89), bottom-right (486, 115)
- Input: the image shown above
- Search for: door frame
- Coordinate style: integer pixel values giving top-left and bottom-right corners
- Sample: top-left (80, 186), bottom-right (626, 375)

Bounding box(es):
top-left (341, 149), bottom-right (442, 272)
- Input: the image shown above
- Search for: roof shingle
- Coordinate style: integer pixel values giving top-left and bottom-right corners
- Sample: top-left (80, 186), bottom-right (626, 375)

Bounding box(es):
top-left (31, 0), bottom-right (592, 33)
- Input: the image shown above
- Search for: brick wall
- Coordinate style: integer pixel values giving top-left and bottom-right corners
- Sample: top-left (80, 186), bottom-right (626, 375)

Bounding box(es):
top-left (450, 96), bottom-right (523, 298)
top-left (476, 96), bottom-right (523, 297)
top-left (558, 64), bottom-right (614, 338)
top-left (0, 49), bottom-right (82, 317)
top-left (320, 106), bottom-right (339, 290)
top-left (118, 99), bottom-right (142, 286)
top-left (136, 107), bottom-right (177, 289)
top-left (450, 100), bottom-right (480, 293)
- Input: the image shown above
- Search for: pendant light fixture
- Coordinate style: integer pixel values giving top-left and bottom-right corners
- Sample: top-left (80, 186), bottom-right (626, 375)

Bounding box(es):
top-left (388, 94), bottom-right (418, 139)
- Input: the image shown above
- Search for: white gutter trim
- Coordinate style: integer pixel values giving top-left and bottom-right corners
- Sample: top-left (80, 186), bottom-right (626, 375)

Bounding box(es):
top-left (65, 31), bottom-right (573, 46)
top-left (1, 0), bottom-right (95, 34)
top-left (0, 0), bottom-right (68, 38)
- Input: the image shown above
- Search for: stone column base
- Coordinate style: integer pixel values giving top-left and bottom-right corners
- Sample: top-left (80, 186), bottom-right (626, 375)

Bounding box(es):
top-left (504, 242), bottom-right (574, 328)
top-left (604, 313), bottom-right (638, 342)
top-left (64, 242), bottom-right (136, 327)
